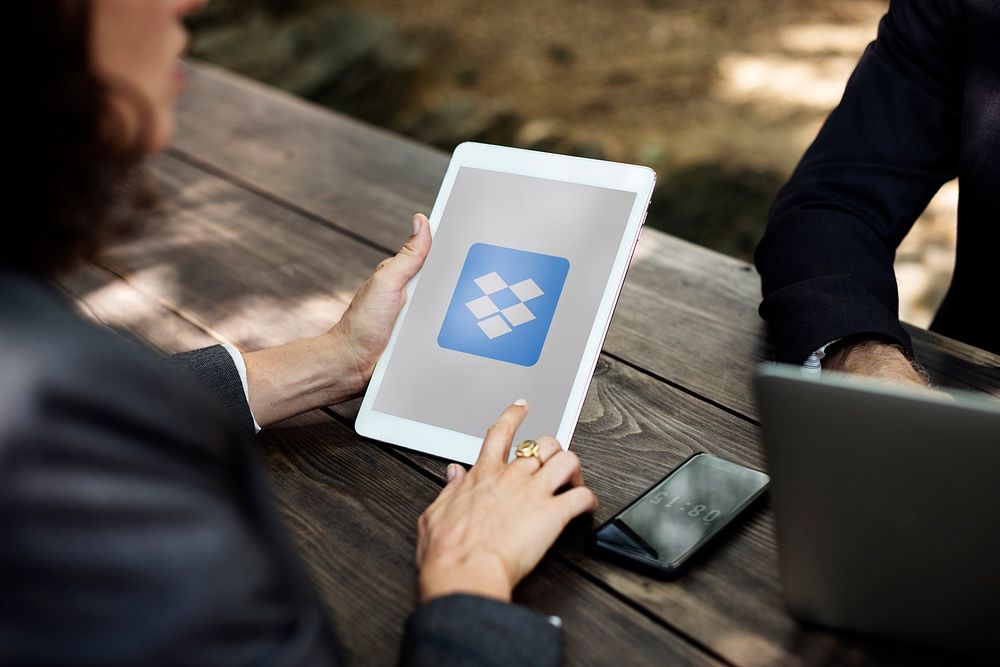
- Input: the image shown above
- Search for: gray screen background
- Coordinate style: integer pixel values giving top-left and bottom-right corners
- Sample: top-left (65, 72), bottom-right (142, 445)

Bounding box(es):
top-left (373, 167), bottom-right (637, 449)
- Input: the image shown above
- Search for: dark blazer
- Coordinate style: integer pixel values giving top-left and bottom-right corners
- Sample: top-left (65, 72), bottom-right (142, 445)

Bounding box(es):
top-left (0, 269), bottom-right (561, 666)
top-left (755, 0), bottom-right (1000, 363)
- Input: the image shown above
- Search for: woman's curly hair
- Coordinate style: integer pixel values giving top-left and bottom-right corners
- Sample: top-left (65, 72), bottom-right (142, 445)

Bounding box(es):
top-left (9, 1), bottom-right (155, 277)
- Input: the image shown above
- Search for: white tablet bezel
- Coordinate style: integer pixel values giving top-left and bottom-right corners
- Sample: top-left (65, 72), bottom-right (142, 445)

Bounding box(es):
top-left (355, 142), bottom-right (655, 464)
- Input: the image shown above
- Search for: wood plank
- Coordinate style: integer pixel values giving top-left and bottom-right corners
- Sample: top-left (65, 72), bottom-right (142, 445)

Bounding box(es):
top-left (265, 412), bottom-right (723, 667)
top-left (61, 266), bottom-right (722, 666)
top-left (370, 360), bottom-right (961, 667)
top-left (108, 159), bottom-right (391, 349)
top-left (170, 62), bottom-right (1000, 420)
top-left (908, 326), bottom-right (1000, 394)
top-left (172, 61), bottom-right (444, 253)
top-left (76, 151), bottom-right (973, 665)
top-left (255, 412), bottom-right (422, 665)
top-left (613, 233), bottom-right (1000, 411)
top-left (56, 262), bottom-right (219, 353)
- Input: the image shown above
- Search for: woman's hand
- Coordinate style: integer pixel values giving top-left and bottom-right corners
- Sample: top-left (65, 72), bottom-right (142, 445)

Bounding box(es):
top-left (416, 401), bottom-right (599, 603)
top-left (331, 213), bottom-right (432, 387)
top-left (243, 214), bottom-right (430, 427)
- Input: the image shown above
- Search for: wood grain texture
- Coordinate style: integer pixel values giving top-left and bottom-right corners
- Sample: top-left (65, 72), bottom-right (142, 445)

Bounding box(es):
top-left (259, 412), bottom-right (420, 665)
top-left (263, 411), bottom-right (724, 667)
top-left (172, 62), bottom-right (445, 253)
top-left (56, 262), bottom-right (219, 353)
top-left (60, 271), bottom-right (723, 667)
top-left (170, 62), bottom-right (1000, 421)
top-left (64, 149), bottom-right (975, 665)
top-left (382, 359), bottom-right (963, 667)
top-left (50, 265), bottom-right (732, 667)
top-left (908, 326), bottom-right (1000, 395)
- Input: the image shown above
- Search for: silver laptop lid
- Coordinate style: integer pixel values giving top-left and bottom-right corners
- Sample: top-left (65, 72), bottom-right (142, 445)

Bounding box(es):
top-left (755, 364), bottom-right (1000, 654)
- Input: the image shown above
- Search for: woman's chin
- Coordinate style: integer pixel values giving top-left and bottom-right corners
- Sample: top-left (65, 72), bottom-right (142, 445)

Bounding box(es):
top-left (144, 115), bottom-right (175, 155)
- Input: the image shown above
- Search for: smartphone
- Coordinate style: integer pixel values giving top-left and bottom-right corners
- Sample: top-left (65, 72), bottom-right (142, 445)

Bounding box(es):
top-left (593, 453), bottom-right (769, 578)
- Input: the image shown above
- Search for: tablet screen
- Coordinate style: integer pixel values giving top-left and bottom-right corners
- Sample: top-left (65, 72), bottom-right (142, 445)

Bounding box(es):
top-left (373, 166), bottom-right (637, 444)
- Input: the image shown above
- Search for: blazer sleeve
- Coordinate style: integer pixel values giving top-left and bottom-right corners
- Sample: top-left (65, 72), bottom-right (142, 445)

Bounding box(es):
top-left (400, 595), bottom-right (563, 667)
top-left (168, 344), bottom-right (257, 435)
top-left (753, 0), bottom-right (964, 363)
top-left (0, 342), bottom-right (344, 666)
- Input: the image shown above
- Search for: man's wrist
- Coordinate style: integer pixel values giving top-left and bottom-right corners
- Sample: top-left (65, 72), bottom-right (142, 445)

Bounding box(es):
top-left (823, 338), bottom-right (927, 385)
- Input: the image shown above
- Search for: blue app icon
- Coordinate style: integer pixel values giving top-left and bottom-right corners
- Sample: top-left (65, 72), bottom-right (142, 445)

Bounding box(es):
top-left (438, 243), bottom-right (570, 367)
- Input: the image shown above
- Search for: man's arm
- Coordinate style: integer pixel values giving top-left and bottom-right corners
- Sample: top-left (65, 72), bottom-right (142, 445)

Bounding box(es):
top-left (822, 337), bottom-right (929, 384)
top-left (754, 0), bottom-right (964, 370)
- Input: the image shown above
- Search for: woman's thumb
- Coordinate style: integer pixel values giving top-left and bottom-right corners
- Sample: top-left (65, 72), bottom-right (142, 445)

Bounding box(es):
top-left (385, 214), bottom-right (431, 285)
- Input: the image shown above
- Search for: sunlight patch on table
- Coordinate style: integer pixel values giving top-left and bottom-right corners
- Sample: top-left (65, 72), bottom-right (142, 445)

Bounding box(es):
top-left (212, 292), bottom-right (354, 350)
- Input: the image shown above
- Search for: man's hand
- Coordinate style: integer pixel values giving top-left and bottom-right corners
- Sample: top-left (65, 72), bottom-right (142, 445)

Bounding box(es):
top-left (823, 338), bottom-right (928, 386)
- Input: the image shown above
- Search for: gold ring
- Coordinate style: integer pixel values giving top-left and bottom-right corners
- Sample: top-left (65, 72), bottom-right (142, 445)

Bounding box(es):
top-left (515, 439), bottom-right (542, 465)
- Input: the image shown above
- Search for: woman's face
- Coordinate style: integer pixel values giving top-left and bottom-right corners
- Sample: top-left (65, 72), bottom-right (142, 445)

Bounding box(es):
top-left (90, 0), bottom-right (207, 153)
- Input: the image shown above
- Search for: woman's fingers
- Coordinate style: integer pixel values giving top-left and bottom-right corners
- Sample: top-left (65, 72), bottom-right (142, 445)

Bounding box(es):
top-left (552, 485), bottom-right (599, 522)
top-left (476, 401), bottom-right (529, 468)
top-left (536, 449), bottom-right (585, 491)
top-left (445, 462), bottom-right (466, 485)
top-left (415, 505), bottom-right (431, 566)
top-left (425, 464), bottom-right (467, 519)
top-left (534, 436), bottom-right (563, 463)
top-left (415, 423), bottom-right (598, 604)
top-left (508, 435), bottom-right (562, 473)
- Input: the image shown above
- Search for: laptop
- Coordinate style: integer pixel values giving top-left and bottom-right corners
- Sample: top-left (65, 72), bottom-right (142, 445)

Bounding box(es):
top-left (754, 363), bottom-right (1000, 655)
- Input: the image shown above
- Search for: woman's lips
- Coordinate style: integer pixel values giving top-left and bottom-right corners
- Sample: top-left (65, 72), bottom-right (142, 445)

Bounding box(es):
top-left (173, 61), bottom-right (188, 86)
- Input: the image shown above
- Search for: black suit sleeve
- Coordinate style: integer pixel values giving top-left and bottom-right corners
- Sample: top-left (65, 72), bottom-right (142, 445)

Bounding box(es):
top-left (168, 344), bottom-right (257, 435)
top-left (2, 337), bottom-right (566, 666)
top-left (400, 595), bottom-right (563, 667)
top-left (1, 343), bottom-right (344, 666)
top-left (754, 0), bottom-right (964, 363)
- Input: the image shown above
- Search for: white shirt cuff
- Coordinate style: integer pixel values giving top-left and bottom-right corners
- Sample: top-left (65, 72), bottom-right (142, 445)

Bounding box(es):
top-left (802, 338), bottom-right (842, 377)
top-left (222, 342), bottom-right (262, 433)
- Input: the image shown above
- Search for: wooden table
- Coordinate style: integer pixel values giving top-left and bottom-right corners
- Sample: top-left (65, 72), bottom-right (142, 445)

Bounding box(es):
top-left (61, 62), bottom-right (1000, 666)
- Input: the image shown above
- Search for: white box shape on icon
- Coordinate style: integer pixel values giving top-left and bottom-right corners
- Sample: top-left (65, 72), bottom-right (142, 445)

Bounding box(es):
top-left (509, 278), bottom-right (543, 302)
top-left (474, 272), bottom-right (508, 295)
top-left (501, 302), bottom-right (536, 327)
top-left (466, 295), bottom-right (500, 319)
top-left (477, 315), bottom-right (512, 339)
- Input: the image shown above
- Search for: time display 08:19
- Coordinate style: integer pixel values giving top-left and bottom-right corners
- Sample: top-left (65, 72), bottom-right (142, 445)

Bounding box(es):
top-left (648, 491), bottom-right (722, 523)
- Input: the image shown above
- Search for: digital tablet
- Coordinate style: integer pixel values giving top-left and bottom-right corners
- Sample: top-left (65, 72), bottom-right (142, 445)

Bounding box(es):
top-left (356, 142), bottom-right (655, 464)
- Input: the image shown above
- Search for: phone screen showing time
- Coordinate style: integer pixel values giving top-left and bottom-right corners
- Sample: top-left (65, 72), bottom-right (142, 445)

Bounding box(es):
top-left (595, 453), bottom-right (769, 570)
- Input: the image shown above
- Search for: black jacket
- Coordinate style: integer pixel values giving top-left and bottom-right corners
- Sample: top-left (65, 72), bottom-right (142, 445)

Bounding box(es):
top-left (755, 0), bottom-right (999, 363)
top-left (0, 269), bottom-right (561, 666)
